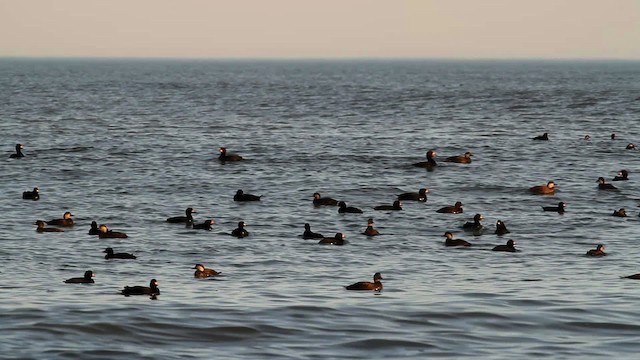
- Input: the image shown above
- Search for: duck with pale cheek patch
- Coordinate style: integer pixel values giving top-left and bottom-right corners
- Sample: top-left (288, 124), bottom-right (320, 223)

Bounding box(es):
top-left (313, 192), bottom-right (338, 206)
top-left (529, 181), bottom-right (556, 195)
top-left (444, 151), bottom-right (473, 164)
top-left (45, 211), bottom-right (74, 227)
top-left (98, 224), bottom-right (128, 239)
top-left (193, 264), bottom-right (220, 278)
top-left (345, 273), bottom-right (383, 291)
top-left (443, 231), bottom-right (471, 247)
top-left (362, 218), bottom-right (380, 236)
top-left (495, 220), bottom-right (510, 235)
top-left (613, 170), bottom-right (629, 181)
top-left (218, 147), bottom-right (243, 162)
top-left (597, 177), bottom-right (618, 191)
top-left (413, 149), bottom-right (437, 170)
top-left (612, 208), bottom-right (627, 217)
top-left (586, 244), bottom-right (606, 257)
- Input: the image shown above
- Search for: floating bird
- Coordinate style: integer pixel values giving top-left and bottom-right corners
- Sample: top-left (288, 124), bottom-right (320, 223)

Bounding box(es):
top-left (495, 220), bottom-right (510, 235)
top-left (492, 239), bottom-right (517, 252)
top-left (612, 208), bottom-right (627, 217)
top-left (626, 143), bottom-right (637, 150)
top-left (231, 221), bottom-right (249, 238)
top-left (413, 149), bottom-right (437, 170)
top-left (533, 132), bottom-right (549, 140)
top-left (121, 279), bottom-right (160, 296)
top-left (166, 208), bottom-right (196, 223)
top-left (436, 201), bottom-right (464, 214)
top-left (586, 244), bottom-right (606, 257)
top-left (613, 170), bottom-right (629, 181)
top-left (443, 231), bottom-right (471, 247)
top-left (338, 201), bottom-right (363, 214)
top-left (362, 218), bottom-right (380, 236)
top-left (9, 143), bottom-right (24, 158)
top-left (234, 189), bottom-right (262, 201)
top-left (218, 147), bottom-right (243, 162)
top-left (34, 220), bottom-right (64, 233)
top-left (529, 181), bottom-right (556, 195)
top-left (397, 188), bottom-right (428, 202)
top-left (88, 221), bottom-right (100, 235)
top-left (302, 223), bottom-right (324, 239)
top-left (22, 187), bottom-right (39, 200)
top-left (444, 151), bottom-right (473, 164)
top-left (104, 247), bottom-right (137, 259)
top-left (98, 224), bottom-right (128, 239)
top-left (45, 211), bottom-right (74, 227)
top-left (64, 270), bottom-right (95, 284)
top-left (194, 264), bottom-right (220, 278)
top-left (597, 177), bottom-right (618, 190)
top-left (313, 192), bottom-right (338, 206)
top-left (345, 272), bottom-right (383, 291)
top-left (318, 232), bottom-right (346, 245)
top-left (542, 201), bottom-right (566, 213)
top-left (192, 219), bottom-right (215, 230)
top-left (374, 200), bottom-right (402, 211)
top-left (462, 213), bottom-right (484, 230)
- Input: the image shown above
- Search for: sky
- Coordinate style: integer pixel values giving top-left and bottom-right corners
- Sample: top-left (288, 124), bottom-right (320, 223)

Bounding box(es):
top-left (1, 0), bottom-right (639, 59)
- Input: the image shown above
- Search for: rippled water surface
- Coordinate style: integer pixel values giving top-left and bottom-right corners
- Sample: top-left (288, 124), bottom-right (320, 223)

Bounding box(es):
top-left (1, 59), bottom-right (640, 359)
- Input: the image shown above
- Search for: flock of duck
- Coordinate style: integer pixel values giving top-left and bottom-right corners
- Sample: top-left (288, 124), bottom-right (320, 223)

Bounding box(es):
top-left (10, 136), bottom-right (640, 296)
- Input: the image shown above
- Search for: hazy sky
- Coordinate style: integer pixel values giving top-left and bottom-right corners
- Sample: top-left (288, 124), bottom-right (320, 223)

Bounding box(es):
top-left (1, 0), bottom-right (639, 59)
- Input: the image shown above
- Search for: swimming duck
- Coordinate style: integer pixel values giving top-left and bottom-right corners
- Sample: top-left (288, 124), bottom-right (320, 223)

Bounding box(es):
top-left (234, 189), bottom-right (262, 201)
top-left (444, 151), bottom-right (473, 164)
top-left (597, 177), bottom-right (618, 190)
top-left (612, 208), bottom-right (627, 217)
top-left (218, 147), bottom-right (243, 162)
top-left (121, 279), bottom-right (160, 296)
top-left (88, 221), bottom-right (100, 235)
top-left (9, 143), bottom-right (24, 158)
top-left (626, 143), bottom-right (637, 150)
top-left (193, 219), bottom-right (215, 230)
top-left (462, 213), bottom-right (484, 230)
top-left (529, 181), bottom-right (556, 195)
top-left (397, 188), bottom-right (428, 202)
top-left (302, 223), bottom-right (324, 239)
top-left (338, 201), bottom-right (363, 214)
top-left (22, 187), bottom-right (39, 200)
top-left (542, 201), bottom-right (566, 213)
top-left (362, 218), bottom-right (380, 236)
top-left (622, 273), bottom-right (640, 280)
top-left (533, 132), bottom-right (549, 140)
top-left (98, 224), bottom-right (128, 239)
top-left (611, 133), bottom-right (617, 140)
top-left (231, 221), bottom-right (249, 238)
top-left (345, 272), bottom-right (383, 291)
top-left (194, 264), bottom-right (220, 278)
top-left (495, 220), bottom-right (510, 235)
top-left (104, 247), bottom-right (137, 259)
top-left (584, 135), bottom-right (591, 140)
top-left (318, 232), bottom-right (346, 245)
top-left (313, 192), bottom-right (339, 206)
top-left (586, 244), bottom-right (606, 257)
top-left (413, 149), bottom-right (437, 170)
top-left (64, 270), bottom-right (95, 284)
top-left (45, 211), bottom-right (74, 227)
top-left (374, 200), bottom-right (402, 211)
top-left (166, 208), bottom-right (196, 223)
top-left (34, 220), bottom-right (64, 233)
top-left (443, 231), bottom-right (471, 247)
top-left (436, 201), bottom-right (464, 214)
top-left (492, 239), bottom-right (517, 252)
top-left (613, 170), bottom-right (629, 181)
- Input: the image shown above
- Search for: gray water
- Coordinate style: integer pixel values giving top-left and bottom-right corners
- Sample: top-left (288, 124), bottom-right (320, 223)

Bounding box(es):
top-left (1, 59), bottom-right (640, 359)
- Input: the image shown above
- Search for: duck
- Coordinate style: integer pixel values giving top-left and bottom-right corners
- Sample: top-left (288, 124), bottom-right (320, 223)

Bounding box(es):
top-left (9, 143), bottom-right (24, 158)
top-left (302, 223), bottom-right (324, 239)
top-left (194, 264), bottom-right (220, 278)
top-left (88, 221), bottom-right (100, 235)
top-left (542, 201), bottom-right (566, 213)
top-left (362, 218), bottom-right (380, 236)
top-left (22, 187), bottom-right (39, 200)
top-left (234, 189), bottom-right (262, 201)
top-left (462, 213), bottom-right (484, 230)
top-left (436, 201), bottom-right (464, 214)
top-left (231, 221), bottom-right (249, 238)
top-left (166, 208), bottom-right (196, 223)
top-left (612, 208), bottom-right (627, 217)
top-left (338, 201), bottom-right (363, 214)
top-left (64, 270), bottom-right (95, 284)
top-left (444, 151), bottom-right (473, 164)
top-left (98, 224), bottom-right (128, 239)
top-left (611, 133), bottom-right (617, 140)
top-left (374, 200), bottom-right (402, 211)
top-left (345, 272), bottom-right (383, 291)
top-left (104, 247), bottom-right (137, 259)
top-left (586, 244), bottom-right (606, 257)
top-left (622, 273), bottom-right (640, 280)
top-left (413, 149), bottom-right (437, 170)
top-left (532, 132), bottom-right (549, 140)
top-left (626, 143), bottom-right (637, 150)
top-left (218, 147), bottom-right (243, 161)
top-left (495, 220), bottom-right (510, 235)
top-left (318, 232), bottom-right (346, 245)
top-left (492, 239), bottom-right (517, 252)
top-left (313, 192), bottom-right (339, 206)
top-left (597, 177), bottom-right (618, 190)
top-left (613, 170), bottom-right (629, 181)
top-left (529, 181), bottom-right (556, 195)
top-left (121, 279), bottom-right (160, 296)
top-left (45, 211), bottom-right (74, 227)
top-left (443, 231), bottom-right (471, 247)
top-left (584, 134), bottom-right (591, 140)
top-left (397, 188), bottom-right (428, 202)
top-left (34, 220), bottom-right (64, 233)
top-left (192, 219), bottom-right (215, 230)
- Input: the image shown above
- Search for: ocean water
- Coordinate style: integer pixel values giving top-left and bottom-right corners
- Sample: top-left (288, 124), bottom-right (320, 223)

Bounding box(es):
top-left (1, 58), bottom-right (640, 359)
